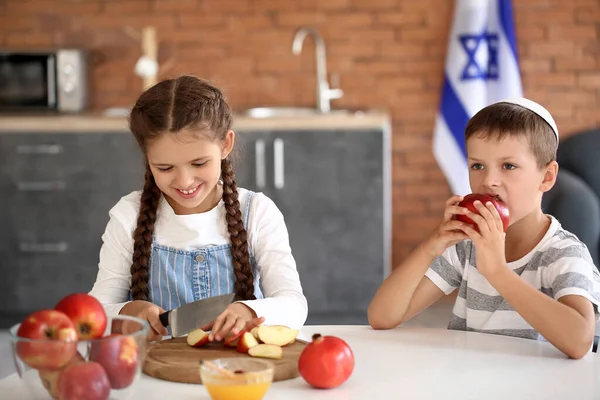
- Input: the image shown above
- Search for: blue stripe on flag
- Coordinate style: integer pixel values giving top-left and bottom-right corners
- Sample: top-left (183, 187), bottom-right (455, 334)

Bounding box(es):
top-left (498, 0), bottom-right (519, 64)
top-left (440, 75), bottom-right (470, 158)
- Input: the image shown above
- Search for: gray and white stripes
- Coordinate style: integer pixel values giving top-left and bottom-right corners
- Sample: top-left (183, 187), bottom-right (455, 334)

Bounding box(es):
top-left (425, 216), bottom-right (600, 341)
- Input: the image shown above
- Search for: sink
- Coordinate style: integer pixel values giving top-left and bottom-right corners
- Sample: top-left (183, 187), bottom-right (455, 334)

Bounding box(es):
top-left (240, 107), bottom-right (361, 119)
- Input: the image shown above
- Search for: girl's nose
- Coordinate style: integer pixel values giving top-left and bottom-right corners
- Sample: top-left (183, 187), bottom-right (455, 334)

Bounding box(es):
top-left (175, 170), bottom-right (195, 189)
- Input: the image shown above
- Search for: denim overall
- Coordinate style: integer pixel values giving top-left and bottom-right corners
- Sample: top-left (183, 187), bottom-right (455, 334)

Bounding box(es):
top-left (147, 191), bottom-right (263, 313)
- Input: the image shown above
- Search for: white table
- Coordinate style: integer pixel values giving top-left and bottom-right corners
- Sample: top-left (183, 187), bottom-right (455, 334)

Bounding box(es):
top-left (1, 325), bottom-right (598, 399)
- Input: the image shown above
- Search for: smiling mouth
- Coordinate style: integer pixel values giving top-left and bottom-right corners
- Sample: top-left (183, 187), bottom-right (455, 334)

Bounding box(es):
top-left (177, 185), bottom-right (199, 195)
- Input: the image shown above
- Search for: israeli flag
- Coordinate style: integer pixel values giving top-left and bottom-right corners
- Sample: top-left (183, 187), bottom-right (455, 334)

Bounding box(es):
top-left (433, 0), bottom-right (522, 196)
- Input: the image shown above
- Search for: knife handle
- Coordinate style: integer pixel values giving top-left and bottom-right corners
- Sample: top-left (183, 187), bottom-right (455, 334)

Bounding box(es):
top-left (159, 311), bottom-right (170, 328)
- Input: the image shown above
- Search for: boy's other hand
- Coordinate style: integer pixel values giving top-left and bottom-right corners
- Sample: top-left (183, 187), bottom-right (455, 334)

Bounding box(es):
top-left (425, 195), bottom-right (471, 257)
top-left (460, 200), bottom-right (507, 277)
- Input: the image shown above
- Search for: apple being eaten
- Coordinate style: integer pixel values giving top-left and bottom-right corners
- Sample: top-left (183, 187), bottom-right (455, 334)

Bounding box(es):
top-left (16, 309), bottom-right (78, 370)
top-left (257, 325), bottom-right (298, 346)
top-left (39, 353), bottom-right (85, 400)
top-left (186, 328), bottom-right (209, 348)
top-left (90, 334), bottom-right (139, 389)
top-left (456, 193), bottom-right (510, 233)
top-left (57, 361), bottom-right (111, 400)
top-left (298, 334), bottom-right (354, 389)
top-left (54, 293), bottom-right (108, 340)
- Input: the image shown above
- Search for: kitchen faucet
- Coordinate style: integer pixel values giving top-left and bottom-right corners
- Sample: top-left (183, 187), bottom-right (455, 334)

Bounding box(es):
top-left (292, 26), bottom-right (343, 113)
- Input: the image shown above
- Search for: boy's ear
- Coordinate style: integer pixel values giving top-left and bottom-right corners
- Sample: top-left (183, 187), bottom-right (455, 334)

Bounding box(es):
top-left (221, 130), bottom-right (235, 159)
top-left (540, 160), bottom-right (559, 193)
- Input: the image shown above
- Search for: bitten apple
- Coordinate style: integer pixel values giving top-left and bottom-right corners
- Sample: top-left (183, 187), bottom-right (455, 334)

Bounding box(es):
top-left (39, 353), bottom-right (85, 400)
top-left (456, 193), bottom-right (510, 232)
top-left (16, 309), bottom-right (78, 370)
top-left (57, 361), bottom-right (111, 400)
top-left (55, 293), bottom-right (107, 340)
top-left (248, 344), bottom-right (283, 360)
top-left (298, 333), bottom-right (354, 389)
top-left (236, 331), bottom-right (259, 354)
top-left (186, 328), bottom-right (209, 348)
top-left (257, 325), bottom-right (298, 346)
top-left (90, 334), bottom-right (139, 389)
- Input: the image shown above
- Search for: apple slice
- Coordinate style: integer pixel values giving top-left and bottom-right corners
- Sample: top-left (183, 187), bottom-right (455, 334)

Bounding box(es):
top-left (250, 327), bottom-right (260, 341)
top-left (248, 344), bottom-right (283, 360)
top-left (223, 330), bottom-right (241, 347)
top-left (257, 325), bottom-right (298, 346)
top-left (236, 332), bottom-right (259, 354)
top-left (187, 328), bottom-right (209, 348)
top-left (224, 330), bottom-right (245, 348)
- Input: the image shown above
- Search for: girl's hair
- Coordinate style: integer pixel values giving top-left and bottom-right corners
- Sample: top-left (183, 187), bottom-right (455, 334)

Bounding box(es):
top-left (465, 102), bottom-right (557, 169)
top-left (128, 75), bottom-right (255, 302)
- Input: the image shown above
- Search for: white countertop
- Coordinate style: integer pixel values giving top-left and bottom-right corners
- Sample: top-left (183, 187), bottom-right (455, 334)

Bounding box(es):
top-left (0, 325), bottom-right (596, 400)
top-left (0, 110), bottom-right (390, 133)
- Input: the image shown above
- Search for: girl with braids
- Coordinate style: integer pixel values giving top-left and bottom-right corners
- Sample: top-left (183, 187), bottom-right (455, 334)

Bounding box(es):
top-left (89, 75), bottom-right (307, 341)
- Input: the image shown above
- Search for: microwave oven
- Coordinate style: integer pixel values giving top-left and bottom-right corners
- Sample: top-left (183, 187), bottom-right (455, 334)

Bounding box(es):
top-left (0, 49), bottom-right (89, 113)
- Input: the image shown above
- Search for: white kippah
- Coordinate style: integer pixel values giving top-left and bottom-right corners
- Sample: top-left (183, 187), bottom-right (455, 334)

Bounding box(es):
top-left (498, 97), bottom-right (559, 144)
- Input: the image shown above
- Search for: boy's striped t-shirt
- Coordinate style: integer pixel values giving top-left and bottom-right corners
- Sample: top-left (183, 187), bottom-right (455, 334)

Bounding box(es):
top-left (425, 216), bottom-right (600, 341)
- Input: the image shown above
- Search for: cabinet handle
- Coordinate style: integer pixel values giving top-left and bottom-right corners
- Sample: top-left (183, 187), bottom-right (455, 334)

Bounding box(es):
top-left (273, 138), bottom-right (284, 189)
top-left (17, 181), bottom-right (66, 191)
top-left (19, 242), bottom-right (68, 253)
top-left (255, 139), bottom-right (266, 189)
top-left (16, 144), bottom-right (63, 155)
top-left (47, 55), bottom-right (56, 107)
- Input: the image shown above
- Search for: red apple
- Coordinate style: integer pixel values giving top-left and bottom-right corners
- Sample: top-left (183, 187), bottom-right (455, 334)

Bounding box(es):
top-left (57, 361), bottom-right (111, 400)
top-left (186, 328), bottom-right (210, 348)
top-left (89, 334), bottom-right (139, 389)
top-left (456, 193), bottom-right (510, 232)
top-left (16, 310), bottom-right (78, 370)
top-left (38, 353), bottom-right (85, 400)
top-left (298, 333), bottom-right (354, 389)
top-left (55, 293), bottom-right (107, 340)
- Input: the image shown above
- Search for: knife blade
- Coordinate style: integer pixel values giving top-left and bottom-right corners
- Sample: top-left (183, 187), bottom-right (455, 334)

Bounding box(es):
top-left (158, 293), bottom-right (235, 337)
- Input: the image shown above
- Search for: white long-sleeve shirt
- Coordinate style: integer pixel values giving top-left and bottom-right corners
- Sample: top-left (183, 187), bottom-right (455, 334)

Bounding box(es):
top-left (89, 188), bottom-right (308, 330)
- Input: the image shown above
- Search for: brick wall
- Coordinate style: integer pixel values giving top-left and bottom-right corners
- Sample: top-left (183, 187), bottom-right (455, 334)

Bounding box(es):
top-left (2, 0), bottom-right (600, 267)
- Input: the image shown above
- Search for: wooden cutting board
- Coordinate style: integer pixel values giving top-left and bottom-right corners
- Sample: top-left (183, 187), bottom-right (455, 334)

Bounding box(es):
top-left (142, 337), bottom-right (307, 384)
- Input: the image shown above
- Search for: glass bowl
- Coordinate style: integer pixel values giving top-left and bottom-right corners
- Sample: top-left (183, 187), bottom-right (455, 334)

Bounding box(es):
top-left (200, 357), bottom-right (275, 400)
top-left (9, 315), bottom-right (149, 400)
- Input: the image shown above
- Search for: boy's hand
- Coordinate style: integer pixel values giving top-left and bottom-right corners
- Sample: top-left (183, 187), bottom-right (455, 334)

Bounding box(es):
top-left (425, 195), bottom-right (471, 257)
top-left (459, 200), bottom-right (507, 277)
top-left (205, 303), bottom-right (265, 342)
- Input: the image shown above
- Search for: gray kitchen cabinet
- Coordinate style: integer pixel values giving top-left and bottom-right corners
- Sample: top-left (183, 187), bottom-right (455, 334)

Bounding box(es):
top-left (0, 126), bottom-right (391, 328)
top-left (235, 129), bottom-right (392, 325)
top-left (231, 131), bottom-right (273, 194)
top-left (0, 132), bottom-right (144, 328)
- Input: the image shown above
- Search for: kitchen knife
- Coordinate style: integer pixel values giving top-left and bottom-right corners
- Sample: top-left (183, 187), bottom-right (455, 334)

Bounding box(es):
top-left (158, 293), bottom-right (235, 337)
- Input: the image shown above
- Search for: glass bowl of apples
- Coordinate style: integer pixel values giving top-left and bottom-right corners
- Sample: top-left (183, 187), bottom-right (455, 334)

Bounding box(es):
top-left (199, 357), bottom-right (275, 400)
top-left (8, 294), bottom-right (149, 400)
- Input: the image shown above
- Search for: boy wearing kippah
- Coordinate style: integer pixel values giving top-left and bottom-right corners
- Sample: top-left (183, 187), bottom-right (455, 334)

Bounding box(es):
top-left (369, 98), bottom-right (600, 359)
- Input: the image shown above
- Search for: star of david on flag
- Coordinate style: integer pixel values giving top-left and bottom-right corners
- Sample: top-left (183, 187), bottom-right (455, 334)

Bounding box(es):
top-left (459, 31), bottom-right (499, 80)
top-left (433, 0), bottom-right (522, 196)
